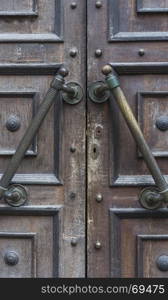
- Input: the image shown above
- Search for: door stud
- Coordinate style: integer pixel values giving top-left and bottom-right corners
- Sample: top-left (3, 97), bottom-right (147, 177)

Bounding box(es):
top-left (95, 241), bottom-right (102, 249)
top-left (95, 194), bottom-right (103, 203)
top-left (95, 1), bottom-right (102, 9)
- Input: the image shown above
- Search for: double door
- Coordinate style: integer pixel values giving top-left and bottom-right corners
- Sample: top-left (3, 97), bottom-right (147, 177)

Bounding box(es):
top-left (0, 0), bottom-right (168, 278)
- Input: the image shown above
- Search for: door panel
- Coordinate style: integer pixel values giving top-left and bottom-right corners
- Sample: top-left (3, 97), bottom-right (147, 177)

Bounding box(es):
top-left (110, 209), bottom-right (168, 278)
top-left (0, 0), bottom-right (63, 42)
top-left (2, 0), bottom-right (168, 279)
top-left (87, 0), bottom-right (168, 277)
top-left (0, 0), bottom-right (86, 278)
top-left (0, 207), bottom-right (60, 278)
top-left (0, 71), bottom-right (61, 184)
top-left (109, 71), bottom-right (168, 187)
top-left (109, 0), bottom-right (168, 41)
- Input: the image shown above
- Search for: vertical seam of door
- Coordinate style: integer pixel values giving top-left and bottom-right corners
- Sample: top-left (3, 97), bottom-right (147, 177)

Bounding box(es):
top-left (85, 0), bottom-right (88, 278)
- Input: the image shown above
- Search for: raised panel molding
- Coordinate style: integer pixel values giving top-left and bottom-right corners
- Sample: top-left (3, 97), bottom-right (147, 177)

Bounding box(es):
top-left (137, 91), bottom-right (168, 157)
top-left (6, 174), bottom-right (61, 185)
top-left (0, 232), bottom-right (37, 277)
top-left (0, 63), bottom-right (61, 75)
top-left (137, 234), bottom-right (168, 277)
top-left (0, 63), bottom-right (62, 185)
top-left (0, 90), bottom-right (38, 156)
top-left (0, 0), bottom-right (63, 42)
top-left (109, 208), bottom-right (168, 277)
top-left (110, 62), bottom-right (168, 187)
top-left (0, 0), bottom-right (38, 16)
top-left (0, 205), bottom-right (62, 278)
top-left (111, 63), bottom-right (168, 75)
top-left (137, 0), bottom-right (168, 13)
top-left (109, 0), bottom-right (168, 41)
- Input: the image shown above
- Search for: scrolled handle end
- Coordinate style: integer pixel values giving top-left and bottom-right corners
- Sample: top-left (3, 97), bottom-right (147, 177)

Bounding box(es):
top-left (102, 65), bottom-right (113, 76)
top-left (58, 67), bottom-right (69, 78)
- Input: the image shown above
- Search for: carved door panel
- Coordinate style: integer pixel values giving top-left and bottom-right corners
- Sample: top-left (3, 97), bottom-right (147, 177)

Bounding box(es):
top-left (2, 0), bottom-right (168, 279)
top-left (0, 0), bottom-right (86, 277)
top-left (87, 0), bottom-right (168, 277)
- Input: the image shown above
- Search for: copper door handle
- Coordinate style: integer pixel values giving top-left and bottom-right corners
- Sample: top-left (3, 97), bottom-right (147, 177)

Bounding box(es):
top-left (0, 67), bottom-right (83, 207)
top-left (88, 65), bottom-right (168, 210)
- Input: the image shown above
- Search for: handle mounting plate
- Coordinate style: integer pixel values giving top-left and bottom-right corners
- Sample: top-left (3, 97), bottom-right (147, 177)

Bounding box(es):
top-left (62, 82), bottom-right (83, 105)
top-left (139, 187), bottom-right (163, 210)
top-left (88, 81), bottom-right (110, 103)
top-left (4, 184), bottom-right (28, 207)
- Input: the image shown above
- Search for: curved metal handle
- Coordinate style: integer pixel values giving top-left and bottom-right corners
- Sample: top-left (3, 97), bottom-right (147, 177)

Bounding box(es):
top-left (0, 67), bottom-right (83, 206)
top-left (88, 65), bottom-right (168, 210)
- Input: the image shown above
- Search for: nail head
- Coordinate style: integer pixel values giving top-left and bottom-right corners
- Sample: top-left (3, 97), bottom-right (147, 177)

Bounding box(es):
top-left (96, 193), bottom-right (103, 202)
top-left (95, 1), bottom-right (102, 8)
top-left (95, 241), bottom-right (102, 249)
top-left (70, 146), bottom-right (76, 153)
top-left (139, 49), bottom-right (145, 56)
top-left (71, 238), bottom-right (78, 246)
top-left (71, 2), bottom-right (77, 9)
top-left (95, 49), bottom-right (102, 57)
top-left (70, 192), bottom-right (76, 200)
top-left (70, 48), bottom-right (78, 58)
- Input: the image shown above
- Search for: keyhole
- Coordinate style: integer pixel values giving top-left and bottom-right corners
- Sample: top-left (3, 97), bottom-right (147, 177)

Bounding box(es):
top-left (93, 147), bottom-right (97, 154)
top-left (92, 144), bottom-right (99, 159)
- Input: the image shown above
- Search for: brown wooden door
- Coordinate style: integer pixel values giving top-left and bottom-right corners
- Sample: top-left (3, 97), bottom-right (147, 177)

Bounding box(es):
top-left (87, 0), bottom-right (168, 277)
top-left (0, 0), bottom-right (86, 277)
top-left (2, 0), bottom-right (168, 279)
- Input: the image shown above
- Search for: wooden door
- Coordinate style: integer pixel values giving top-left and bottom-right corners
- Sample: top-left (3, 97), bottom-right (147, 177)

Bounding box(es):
top-left (0, 0), bottom-right (86, 277)
top-left (87, 0), bottom-right (168, 277)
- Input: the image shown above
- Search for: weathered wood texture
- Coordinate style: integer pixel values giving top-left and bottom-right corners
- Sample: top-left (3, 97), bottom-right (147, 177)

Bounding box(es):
top-left (0, 0), bottom-right (86, 278)
top-left (87, 0), bottom-right (168, 277)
